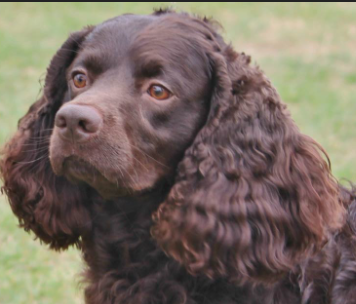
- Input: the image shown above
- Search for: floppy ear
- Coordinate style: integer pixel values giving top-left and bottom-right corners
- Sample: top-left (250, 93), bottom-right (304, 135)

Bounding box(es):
top-left (152, 47), bottom-right (345, 284)
top-left (0, 27), bottom-right (94, 250)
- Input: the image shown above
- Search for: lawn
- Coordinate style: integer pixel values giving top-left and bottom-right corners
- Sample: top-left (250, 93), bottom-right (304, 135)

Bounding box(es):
top-left (0, 3), bottom-right (355, 304)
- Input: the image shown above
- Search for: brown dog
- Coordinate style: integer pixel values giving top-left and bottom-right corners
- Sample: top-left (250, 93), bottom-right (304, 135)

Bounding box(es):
top-left (1, 10), bottom-right (356, 304)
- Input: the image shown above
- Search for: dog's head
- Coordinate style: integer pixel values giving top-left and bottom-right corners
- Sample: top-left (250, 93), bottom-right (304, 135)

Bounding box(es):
top-left (49, 13), bottom-right (215, 198)
top-left (0, 10), bottom-right (345, 283)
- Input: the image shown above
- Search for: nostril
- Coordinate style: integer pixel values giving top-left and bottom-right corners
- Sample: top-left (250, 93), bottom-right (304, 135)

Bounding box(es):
top-left (78, 117), bottom-right (101, 133)
top-left (78, 119), bottom-right (87, 132)
top-left (56, 115), bottom-right (67, 129)
top-left (80, 112), bottom-right (102, 134)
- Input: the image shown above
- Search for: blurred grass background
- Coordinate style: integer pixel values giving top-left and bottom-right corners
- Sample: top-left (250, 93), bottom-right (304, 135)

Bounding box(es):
top-left (0, 2), bottom-right (355, 303)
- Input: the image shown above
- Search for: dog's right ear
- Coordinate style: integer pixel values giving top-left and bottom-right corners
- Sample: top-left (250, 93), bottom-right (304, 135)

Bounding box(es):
top-left (0, 26), bottom-right (94, 250)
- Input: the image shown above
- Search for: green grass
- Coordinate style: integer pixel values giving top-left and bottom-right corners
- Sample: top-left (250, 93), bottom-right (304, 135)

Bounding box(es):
top-left (0, 3), bottom-right (355, 303)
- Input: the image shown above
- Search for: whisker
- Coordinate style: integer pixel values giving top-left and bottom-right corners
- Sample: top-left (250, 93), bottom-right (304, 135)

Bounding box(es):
top-left (21, 143), bottom-right (49, 148)
top-left (27, 135), bottom-right (51, 140)
top-left (16, 154), bottom-right (49, 164)
top-left (116, 168), bottom-right (131, 192)
top-left (23, 139), bottom-right (50, 145)
top-left (116, 166), bottom-right (125, 180)
top-left (21, 138), bottom-right (50, 144)
top-left (24, 137), bottom-right (50, 142)
top-left (130, 144), bottom-right (169, 169)
top-left (130, 154), bottom-right (150, 173)
top-left (21, 146), bottom-right (49, 153)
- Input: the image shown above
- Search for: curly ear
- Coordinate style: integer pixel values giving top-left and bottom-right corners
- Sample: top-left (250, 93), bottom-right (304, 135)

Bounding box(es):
top-left (152, 46), bottom-right (345, 283)
top-left (0, 27), bottom-right (94, 250)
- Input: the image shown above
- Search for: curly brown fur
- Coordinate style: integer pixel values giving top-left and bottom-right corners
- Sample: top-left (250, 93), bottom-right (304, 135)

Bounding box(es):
top-left (1, 10), bottom-right (356, 304)
top-left (152, 46), bottom-right (344, 283)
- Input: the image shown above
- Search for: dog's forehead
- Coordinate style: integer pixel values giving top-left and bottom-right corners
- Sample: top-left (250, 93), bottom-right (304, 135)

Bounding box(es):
top-left (73, 13), bottom-right (211, 82)
top-left (83, 14), bottom-right (156, 55)
top-left (89, 14), bottom-right (156, 42)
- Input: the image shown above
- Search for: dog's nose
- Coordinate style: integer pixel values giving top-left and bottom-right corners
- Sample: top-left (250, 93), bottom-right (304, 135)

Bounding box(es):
top-left (55, 104), bottom-right (103, 142)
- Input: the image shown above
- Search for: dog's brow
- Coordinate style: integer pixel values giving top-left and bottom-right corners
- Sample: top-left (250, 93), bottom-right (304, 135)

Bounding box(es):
top-left (75, 53), bottom-right (106, 75)
top-left (135, 59), bottom-right (163, 79)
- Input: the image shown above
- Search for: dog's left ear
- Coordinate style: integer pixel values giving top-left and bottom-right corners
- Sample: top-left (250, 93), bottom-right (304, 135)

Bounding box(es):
top-left (152, 43), bottom-right (345, 283)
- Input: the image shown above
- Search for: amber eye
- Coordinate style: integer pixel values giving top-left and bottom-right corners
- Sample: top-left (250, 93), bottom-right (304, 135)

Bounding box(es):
top-left (148, 85), bottom-right (171, 100)
top-left (73, 73), bottom-right (87, 88)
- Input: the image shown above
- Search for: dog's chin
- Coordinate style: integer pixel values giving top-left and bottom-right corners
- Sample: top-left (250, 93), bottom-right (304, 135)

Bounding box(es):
top-left (50, 149), bottom-right (167, 199)
top-left (59, 156), bottom-right (131, 199)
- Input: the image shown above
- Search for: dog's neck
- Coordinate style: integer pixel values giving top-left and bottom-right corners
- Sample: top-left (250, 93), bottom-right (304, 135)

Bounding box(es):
top-left (81, 181), bottom-right (172, 279)
top-left (89, 180), bottom-right (171, 216)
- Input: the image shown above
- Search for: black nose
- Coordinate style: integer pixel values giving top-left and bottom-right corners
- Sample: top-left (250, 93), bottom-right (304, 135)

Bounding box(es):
top-left (55, 104), bottom-right (103, 142)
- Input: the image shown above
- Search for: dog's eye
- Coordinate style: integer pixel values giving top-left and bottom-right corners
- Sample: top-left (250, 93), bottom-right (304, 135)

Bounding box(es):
top-left (148, 85), bottom-right (171, 100)
top-left (73, 73), bottom-right (87, 88)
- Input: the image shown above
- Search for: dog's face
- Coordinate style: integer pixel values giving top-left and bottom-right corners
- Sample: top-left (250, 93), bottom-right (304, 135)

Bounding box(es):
top-left (49, 15), bottom-right (211, 198)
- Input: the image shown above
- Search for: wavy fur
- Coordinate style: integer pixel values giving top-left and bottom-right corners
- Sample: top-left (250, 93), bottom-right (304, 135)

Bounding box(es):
top-left (1, 10), bottom-right (356, 304)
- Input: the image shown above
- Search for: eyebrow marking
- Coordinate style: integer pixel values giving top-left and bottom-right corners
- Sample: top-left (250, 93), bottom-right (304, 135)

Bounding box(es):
top-left (74, 52), bottom-right (107, 75)
top-left (136, 58), bottom-right (164, 79)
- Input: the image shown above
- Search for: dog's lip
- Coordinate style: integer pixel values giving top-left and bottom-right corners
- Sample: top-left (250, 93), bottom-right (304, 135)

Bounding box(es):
top-left (60, 156), bottom-right (137, 199)
top-left (49, 144), bottom-right (124, 186)
top-left (49, 152), bottom-right (67, 176)
top-left (62, 156), bottom-right (101, 180)
top-left (61, 155), bottom-right (120, 185)
top-left (54, 155), bottom-right (161, 198)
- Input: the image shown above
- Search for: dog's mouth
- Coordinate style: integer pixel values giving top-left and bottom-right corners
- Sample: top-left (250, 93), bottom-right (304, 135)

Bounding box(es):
top-left (61, 156), bottom-right (130, 198)
top-left (49, 131), bottom-right (167, 198)
top-left (62, 156), bottom-right (102, 183)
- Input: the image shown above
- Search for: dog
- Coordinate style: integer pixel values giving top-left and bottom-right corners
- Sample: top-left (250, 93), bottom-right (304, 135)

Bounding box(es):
top-left (1, 9), bottom-right (356, 304)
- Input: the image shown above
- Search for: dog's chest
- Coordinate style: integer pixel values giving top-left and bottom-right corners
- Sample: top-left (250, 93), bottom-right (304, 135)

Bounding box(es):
top-left (80, 206), bottom-right (283, 304)
top-left (81, 202), bottom-right (307, 304)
